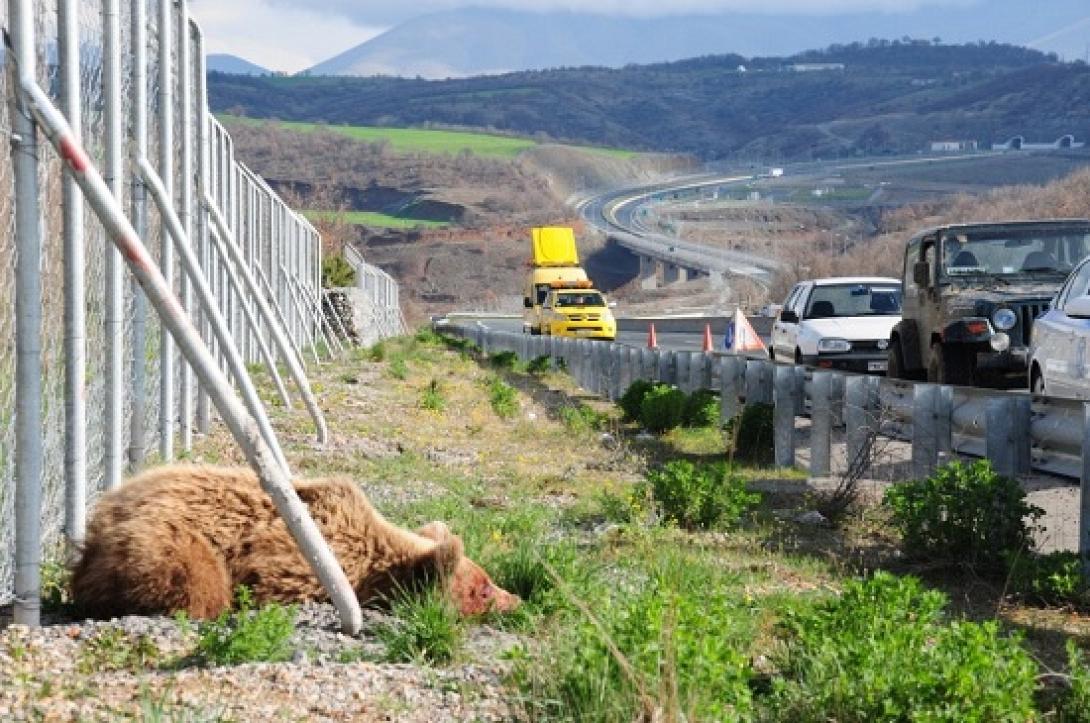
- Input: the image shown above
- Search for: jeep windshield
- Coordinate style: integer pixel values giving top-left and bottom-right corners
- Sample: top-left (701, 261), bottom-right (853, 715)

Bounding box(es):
top-left (941, 227), bottom-right (1090, 280)
top-left (804, 283), bottom-right (902, 319)
top-left (555, 292), bottom-right (605, 308)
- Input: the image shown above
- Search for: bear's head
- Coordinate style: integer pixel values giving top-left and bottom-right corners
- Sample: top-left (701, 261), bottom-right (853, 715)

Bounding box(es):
top-left (419, 521), bottom-right (520, 616)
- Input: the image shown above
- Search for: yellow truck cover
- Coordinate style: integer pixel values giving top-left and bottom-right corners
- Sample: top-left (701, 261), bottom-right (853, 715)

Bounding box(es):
top-left (531, 227), bottom-right (580, 267)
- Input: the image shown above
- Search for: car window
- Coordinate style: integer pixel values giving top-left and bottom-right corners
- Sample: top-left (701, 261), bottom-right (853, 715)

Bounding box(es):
top-left (1060, 261), bottom-right (1090, 310)
top-left (556, 292), bottom-right (605, 307)
top-left (804, 283), bottom-right (903, 319)
top-left (791, 285), bottom-right (810, 316)
top-left (783, 284), bottom-right (802, 309)
top-left (903, 239), bottom-right (921, 291)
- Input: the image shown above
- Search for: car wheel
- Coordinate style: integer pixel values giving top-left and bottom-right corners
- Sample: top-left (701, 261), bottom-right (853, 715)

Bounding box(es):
top-left (769, 348), bottom-right (776, 361)
top-left (927, 343), bottom-right (974, 386)
top-left (530, 327), bottom-right (541, 336)
top-left (1031, 366), bottom-right (1045, 396)
top-left (887, 343), bottom-right (902, 379)
top-left (795, 349), bottom-right (803, 366)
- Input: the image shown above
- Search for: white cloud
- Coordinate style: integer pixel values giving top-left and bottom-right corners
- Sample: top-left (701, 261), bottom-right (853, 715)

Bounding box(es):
top-left (189, 0), bottom-right (385, 73)
top-left (265, 0), bottom-right (980, 25)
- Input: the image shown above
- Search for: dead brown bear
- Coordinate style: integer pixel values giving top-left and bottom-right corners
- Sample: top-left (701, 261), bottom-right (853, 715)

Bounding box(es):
top-left (70, 465), bottom-right (519, 619)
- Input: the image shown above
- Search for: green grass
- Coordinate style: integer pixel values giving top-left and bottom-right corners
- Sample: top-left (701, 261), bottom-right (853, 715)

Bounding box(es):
top-left (224, 116), bottom-right (538, 157)
top-left (221, 115), bottom-right (635, 159)
top-left (304, 209), bottom-right (451, 230)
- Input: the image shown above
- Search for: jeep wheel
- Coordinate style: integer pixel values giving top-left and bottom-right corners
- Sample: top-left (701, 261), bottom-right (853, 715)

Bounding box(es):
top-left (928, 343), bottom-right (974, 386)
top-left (887, 341), bottom-right (924, 381)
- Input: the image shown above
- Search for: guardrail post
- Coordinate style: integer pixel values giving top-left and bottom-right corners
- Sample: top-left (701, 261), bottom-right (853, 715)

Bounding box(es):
top-left (745, 359), bottom-right (773, 405)
top-left (982, 396), bottom-right (1031, 477)
top-left (700, 353), bottom-right (715, 391)
top-left (845, 376), bottom-right (873, 467)
top-left (611, 344), bottom-right (626, 401)
top-left (687, 352), bottom-right (703, 393)
top-left (675, 352), bottom-right (691, 392)
top-left (720, 356), bottom-right (744, 423)
top-left (773, 365), bottom-right (797, 468)
top-left (936, 385), bottom-right (953, 458)
top-left (658, 350), bottom-right (675, 386)
top-left (912, 384), bottom-right (940, 480)
top-left (810, 371), bottom-right (833, 478)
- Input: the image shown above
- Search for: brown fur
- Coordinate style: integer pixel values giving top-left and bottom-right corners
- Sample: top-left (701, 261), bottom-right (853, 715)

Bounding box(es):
top-left (71, 465), bottom-right (519, 619)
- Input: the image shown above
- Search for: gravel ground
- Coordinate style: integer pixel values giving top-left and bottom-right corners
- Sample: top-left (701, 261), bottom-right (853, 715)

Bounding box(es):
top-left (0, 603), bottom-right (522, 721)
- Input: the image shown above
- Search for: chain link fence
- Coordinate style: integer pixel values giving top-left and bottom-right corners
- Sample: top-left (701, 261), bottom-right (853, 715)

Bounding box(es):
top-left (0, 0), bottom-right (393, 619)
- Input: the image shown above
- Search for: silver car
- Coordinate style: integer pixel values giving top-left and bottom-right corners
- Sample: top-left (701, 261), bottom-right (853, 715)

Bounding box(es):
top-left (1029, 256), bottom-right (1090, 397)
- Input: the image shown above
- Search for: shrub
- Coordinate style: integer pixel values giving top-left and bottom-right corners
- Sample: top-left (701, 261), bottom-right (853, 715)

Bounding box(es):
top-left (321, 254), bottom-right (356, 288)
top-left (365, 341), bottom-right (386, 362)
top-left (767, 572), bottom-right (1038, 723)
top-left (641, 460), bottom-right (759, 530)
top-left (639, 384), bottom-right (686, 433)
top-left (727, 403), bottom-right (774, 467)
top-left (376, 586), bottom-right (463, 665)
top-left (488, 377), bottom-right (519, 419)
top-left (884, 460), bottom-right (1043, 571)
top-left (1007, 551), bottom-right (1086, 606)
top-left (414, 327), bottom-right (444, 346)
top-left (195, 587), bottom-right (296, 666)
top-left (619, 379), bottom-right (655, 422)
top-left (419, 379), bottom-right (446, 412)
top-left (683, 389), bottom-right (720, 428)
top-left (527, 355), bottom-right (552, 374)
top-left (489, 350), bottom-right (520, 370)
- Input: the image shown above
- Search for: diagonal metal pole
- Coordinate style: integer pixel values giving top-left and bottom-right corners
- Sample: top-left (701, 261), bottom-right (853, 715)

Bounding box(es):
top-left (255, 263), bottom-right (307, 371)
top-left (20, 75), bottom-right (360, 635)
top-left (285, 269), bottom-right (337, 359)
top-left (206, 199), bottom-right (329, 444)
top-left (280, 262), bottom-right (322, 365)
top-left (140, 158), bottom-right (290, 472)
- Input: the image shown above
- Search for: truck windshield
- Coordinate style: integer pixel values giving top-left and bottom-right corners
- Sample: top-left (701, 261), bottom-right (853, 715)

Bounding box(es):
top-left (556, 293), bottom-right (605, 308)
top-left (942, 228), bottom-right (1090, 278)
top-left (805, 283), bottom-right (902, 319)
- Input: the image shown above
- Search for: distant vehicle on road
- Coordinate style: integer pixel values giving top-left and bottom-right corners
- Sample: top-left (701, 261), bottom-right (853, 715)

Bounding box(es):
top-left (887, 220), bottom-right (1090, 386)
top-left (540, 287), bottom-right (617, 341)
top-left (523, 227), bottom-right (591, 335)
top-left (770, 277), bottom-right (902, 373)
top-left (1029, 255), bottom-right (1090, 398)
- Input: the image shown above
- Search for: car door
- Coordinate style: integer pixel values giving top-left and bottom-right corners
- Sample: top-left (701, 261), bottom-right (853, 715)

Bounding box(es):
top-left (772, 284), bottom-right (803, 358)
top-left (1046, 261), bottom-right (1090, 397)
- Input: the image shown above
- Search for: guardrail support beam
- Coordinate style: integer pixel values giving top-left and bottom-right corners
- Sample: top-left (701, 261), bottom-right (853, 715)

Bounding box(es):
top-left (810, 371), bottom-right (833, 478)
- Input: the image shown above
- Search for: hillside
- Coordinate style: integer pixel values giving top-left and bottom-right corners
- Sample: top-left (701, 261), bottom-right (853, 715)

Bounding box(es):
top-left (207, 54), bottom-right (269, 76)
top-left (303, 3), bottom-right (1090, 79)
top-left (211, 43), bottom-right (1090, 161)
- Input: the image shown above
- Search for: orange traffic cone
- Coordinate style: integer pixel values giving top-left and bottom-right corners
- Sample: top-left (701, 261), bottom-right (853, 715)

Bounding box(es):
top-left (647, 323), bottom-right (658, 349)
top-left (702, 323), bottom-right (714, 353)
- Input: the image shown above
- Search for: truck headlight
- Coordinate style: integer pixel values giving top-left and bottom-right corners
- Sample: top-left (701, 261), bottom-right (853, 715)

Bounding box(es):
top-left (992, 308), bottom-right (1017, 331)
top-left (817, 338), bottom-right (851, 353)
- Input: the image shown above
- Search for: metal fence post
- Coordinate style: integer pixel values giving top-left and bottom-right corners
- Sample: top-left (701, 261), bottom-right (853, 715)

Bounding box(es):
top-left (845, 376), bottom-right (867, 467)
top-left (987, 397), bottom-right (1017, 477)
top-left (178, 0), bottom-right (195, 451)
top-left (676, 352), bottom-right (692, 393)
top-left (129, 0), bottom-right (150, 463)
top-left (59, 0), bottom-right (86, 542)
top-left (10, 0), bottom-right (44, 627)
top-left (103, 0), bottom-right (125, 490)
top-left (773, 365), bottom-right (797, 468)
top-left (157, 0), bottom-right (176, 461)
top-left (810, 371), bottom-right (833, 478)
top-left (745, 359), bottom-right (773, 405)
top-left (193, 22), bottom-right (212, 433)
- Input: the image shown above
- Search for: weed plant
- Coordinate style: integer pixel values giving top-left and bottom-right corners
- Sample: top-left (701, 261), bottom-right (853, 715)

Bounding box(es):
top-left (376, 586), bottom-right (464, 665)
top-left (1007, 551), bottom-right (1087, 606)
top-left (641, 460), bottom-right (760, 530)
top-left (488, 376), bottom-right (519, 418)
top-left (489, 350), bottom-right (520, 370)
top-left (78, 627), bottom-right (162, 674)
top-left (726, 403), bottom-right (774, 467)
top-left (365, 341), bottom-right (386, 362)
top-left (683, 389), bottom-right (721, 428)
top-left (321, 254), bottom-right (356, 287)
top-left (885, 460), bottom-right (1043, 572)
top-left (194, 587), bottom-right (296, 666)
top-left (388, 354), bottom-right (409, 380)
top-left (414, 327), bottom-right (444, 346)
top-left (419, 379), bottom-right (447, 412)
top-left (527, 355), bottom-right (552, 374)
top-left (559, 403), bottom-right (605, 433)
top-left (1059, 641), bottom-right (1090, 722)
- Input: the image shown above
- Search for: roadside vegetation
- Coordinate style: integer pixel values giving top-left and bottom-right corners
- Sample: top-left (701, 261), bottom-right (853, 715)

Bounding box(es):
top-left (9, 329), bottom-right (1090, 719)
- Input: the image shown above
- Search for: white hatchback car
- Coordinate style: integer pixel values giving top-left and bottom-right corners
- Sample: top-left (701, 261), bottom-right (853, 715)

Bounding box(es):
top-left (1029, 257), bottom-right (1090, 397)
top-left (771, 277), bottom-right (903, 373)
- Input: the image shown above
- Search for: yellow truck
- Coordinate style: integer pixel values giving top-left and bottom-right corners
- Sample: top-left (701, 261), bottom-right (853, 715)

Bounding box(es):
top-left (522, 227), bottom-right (616, 340)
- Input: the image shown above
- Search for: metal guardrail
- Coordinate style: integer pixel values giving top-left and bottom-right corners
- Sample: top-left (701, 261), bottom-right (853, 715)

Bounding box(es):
top-left (442, 322), bottom-right (1090, 563)
top-left (344, 244), bottom-right (407, 340)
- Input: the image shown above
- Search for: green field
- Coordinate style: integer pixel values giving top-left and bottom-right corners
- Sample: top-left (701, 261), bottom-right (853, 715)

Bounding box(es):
top-left (304, 210), bottom-right (451, 230)
top-left (221, 115), bottom-right (635, 159)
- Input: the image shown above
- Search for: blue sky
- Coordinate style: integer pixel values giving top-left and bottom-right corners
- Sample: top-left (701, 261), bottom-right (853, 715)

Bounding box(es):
top-left (190, 0), bottom-right (1090, 73)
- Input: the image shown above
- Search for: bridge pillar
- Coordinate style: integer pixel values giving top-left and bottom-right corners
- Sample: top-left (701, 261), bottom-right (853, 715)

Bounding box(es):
top-left (638, 255), bottom-right (658, 290)
top-left (663, 264), bottom-right (688, 285)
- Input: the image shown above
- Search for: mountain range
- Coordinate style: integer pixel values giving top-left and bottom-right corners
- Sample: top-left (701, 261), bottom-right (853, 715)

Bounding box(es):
top-left (207, 54), bottom-right (270, 76)
top-left (302, 4), bottom-right (1090, 79)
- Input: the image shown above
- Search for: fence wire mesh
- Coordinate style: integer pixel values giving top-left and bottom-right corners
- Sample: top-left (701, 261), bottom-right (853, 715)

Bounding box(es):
top-left (0, 0), bottom-right (367, 604)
